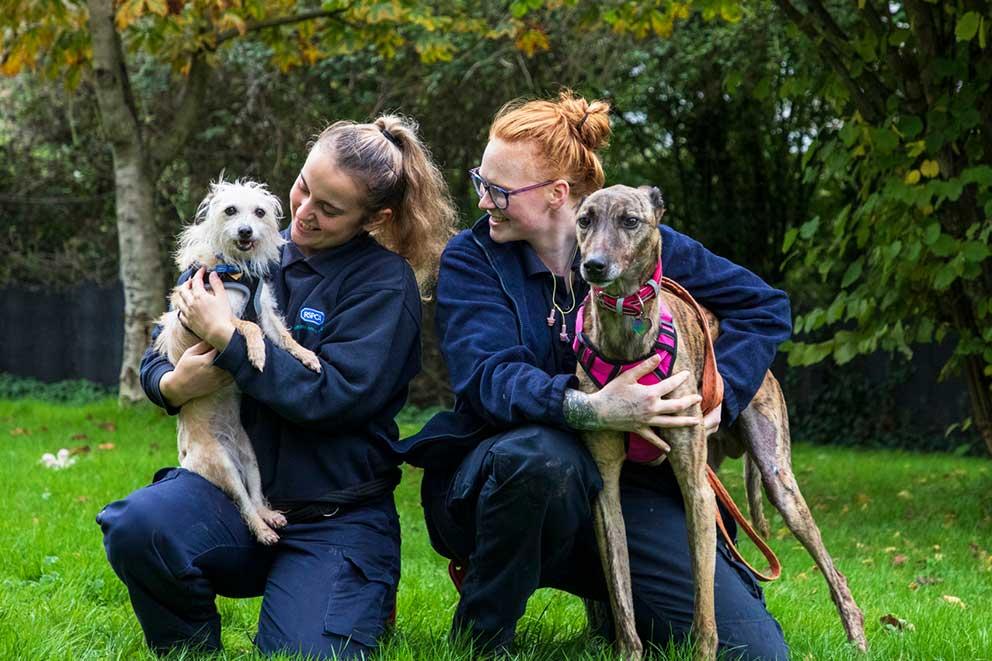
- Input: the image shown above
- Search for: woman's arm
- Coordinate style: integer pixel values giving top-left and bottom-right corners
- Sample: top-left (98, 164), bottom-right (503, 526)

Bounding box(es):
top-left (193, 273), bottom-right (422, 432)
top-left (436, 235), bottom-right (579, 427)
top-left (660, 225), bottom-right (792, 425)
top-left (139, 270), bottom-right (233, 413)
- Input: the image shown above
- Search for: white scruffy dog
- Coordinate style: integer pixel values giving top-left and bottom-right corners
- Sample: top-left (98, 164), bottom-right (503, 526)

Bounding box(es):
top-left (155, 178), bottom-right (320, 544)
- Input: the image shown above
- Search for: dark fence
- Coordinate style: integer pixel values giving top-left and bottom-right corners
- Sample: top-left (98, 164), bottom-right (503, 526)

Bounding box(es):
top-left (1, 282), bottom-right (124, 385)
top-left (0, 281), bottom-right (978, 451)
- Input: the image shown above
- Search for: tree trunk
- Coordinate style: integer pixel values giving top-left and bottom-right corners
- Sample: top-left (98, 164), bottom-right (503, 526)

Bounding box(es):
top-left (87, 0), bottom-right (165, 404)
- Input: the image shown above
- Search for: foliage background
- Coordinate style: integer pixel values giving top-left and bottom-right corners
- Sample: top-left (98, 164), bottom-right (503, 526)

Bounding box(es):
top-left (1, 1), bottom-right (989, 452)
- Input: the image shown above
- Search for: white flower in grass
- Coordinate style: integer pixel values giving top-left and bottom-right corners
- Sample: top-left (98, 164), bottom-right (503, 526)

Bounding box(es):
top-left (40, 448), bottom-right (77, 469)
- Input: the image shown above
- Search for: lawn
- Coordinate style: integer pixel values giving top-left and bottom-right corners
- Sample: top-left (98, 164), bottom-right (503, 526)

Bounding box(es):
top-left (1, 397), bottom-right (990, 660)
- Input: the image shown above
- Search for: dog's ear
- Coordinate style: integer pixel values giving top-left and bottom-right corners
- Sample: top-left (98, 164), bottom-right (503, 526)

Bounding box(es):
top-left (638, 185), bottom-right (665, 223)
top-left (193, 188), bottom-right (214, 225)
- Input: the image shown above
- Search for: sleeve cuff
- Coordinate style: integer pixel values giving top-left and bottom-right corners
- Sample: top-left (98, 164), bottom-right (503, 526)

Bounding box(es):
top-left (212, 330), bottom-right (249, 376)
top-left (147, 364), bottom-right (181, 416)
top-left (546, 373), bottom-right (578, 427)
top-left (721, 381), bottom-right (740, 427)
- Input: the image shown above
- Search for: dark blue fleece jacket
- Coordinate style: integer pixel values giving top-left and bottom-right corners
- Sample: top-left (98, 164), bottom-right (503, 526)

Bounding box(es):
top-left (399, 216), bottom-right (791, 468)
top-left (140, 231), bottom-right (421, 507)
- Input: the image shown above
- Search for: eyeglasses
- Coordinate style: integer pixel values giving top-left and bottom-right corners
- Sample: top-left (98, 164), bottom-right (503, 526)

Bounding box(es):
top-left (468, 167), bottom-right (555, 210)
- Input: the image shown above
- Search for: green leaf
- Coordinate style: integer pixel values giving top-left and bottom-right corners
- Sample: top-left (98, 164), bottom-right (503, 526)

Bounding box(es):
top-left (872, 128), bottom-right (899, 155)
top-left (898, 115), bottom-right (923, 139)
top-left (782, 227), bottom-right (799, 253)
top-left (834, 341), bottom-right (857, 365)
top-left (963, 241), bottom-right (991, 263)
top-left (826, 296), bottom-right (845, 323)
top-left (956, 12), bottom-right (980, 42)
top-left (841, 258), bottom-right (863, 288)
top-left (510, 1), bottom-right (530, 18)
top-left (931, 234), bottom-right (958, 257)
top-left (934, 263), bottom-right (958, 290)
top-left (962, 165), bottom-right (992, 186)
top-left (799, 218), bottom-right (820, 239)
top-left (923, 222), bottom-right (941, 246)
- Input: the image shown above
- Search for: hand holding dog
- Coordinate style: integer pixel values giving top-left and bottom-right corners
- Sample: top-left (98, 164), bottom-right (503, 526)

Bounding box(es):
top-left (159, 341), bottom-right (233, 407)
top-left (585, 356), bottom-right (703, 451)
top-left (176, 268), bottom-right (237, 351)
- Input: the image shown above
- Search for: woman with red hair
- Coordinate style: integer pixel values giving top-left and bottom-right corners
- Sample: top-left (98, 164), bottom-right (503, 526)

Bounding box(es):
top-left (405, 91), bottom-right (792, 659)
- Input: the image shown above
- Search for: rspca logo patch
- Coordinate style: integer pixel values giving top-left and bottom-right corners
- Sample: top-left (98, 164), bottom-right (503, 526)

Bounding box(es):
top-left (300, 308), bottom-right (325, 325)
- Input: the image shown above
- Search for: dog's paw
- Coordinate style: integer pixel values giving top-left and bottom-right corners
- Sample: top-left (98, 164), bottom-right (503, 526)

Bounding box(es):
top-left (246, 342), bottom-right (267, 372)
top-left (254, 525), bottom-right (280, 546)
top-left (296, 348), bottom-right (321, 373)
top-left (261, 508), bottom-right (288, 529)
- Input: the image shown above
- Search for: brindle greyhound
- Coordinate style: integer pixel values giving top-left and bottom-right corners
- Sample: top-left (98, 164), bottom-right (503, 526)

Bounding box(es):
top-left (573, 185), bottom-right (866, 660)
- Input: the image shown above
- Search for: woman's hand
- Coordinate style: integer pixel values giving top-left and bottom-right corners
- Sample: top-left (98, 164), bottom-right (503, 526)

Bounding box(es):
top-left (159, 341), bottom-right (234, 407)
top-left (703, 405), bottom-right (721, 437)
top-left (564, 354), bottom-right (703, 451)
top-left (175, 268), bottom-right (236, 351)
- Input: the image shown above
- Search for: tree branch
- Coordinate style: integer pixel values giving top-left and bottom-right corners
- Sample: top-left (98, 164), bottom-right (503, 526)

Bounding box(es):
top-left (775, 0), bottom-right (885, 122)
top-left (149, 53), bottom-right (209, 173)
top-left (860, 0), bottom-right (926, 114)
top-left (214, 7), bottom-right (353, 47)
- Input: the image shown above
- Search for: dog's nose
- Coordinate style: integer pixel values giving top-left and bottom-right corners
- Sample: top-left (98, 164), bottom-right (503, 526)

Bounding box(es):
top-left (238, 226), bottom-right (253, 239)
top-left (583, 257), bottom-right (607, 279)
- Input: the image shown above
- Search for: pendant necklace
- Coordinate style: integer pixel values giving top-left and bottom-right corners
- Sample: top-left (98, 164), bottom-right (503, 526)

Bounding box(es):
top-left (546, 244), bottom-right (578, 342)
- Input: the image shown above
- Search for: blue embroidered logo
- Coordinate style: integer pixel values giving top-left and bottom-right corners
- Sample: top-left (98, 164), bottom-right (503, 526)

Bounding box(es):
top-left (300, 307), bottom-right (325, 325)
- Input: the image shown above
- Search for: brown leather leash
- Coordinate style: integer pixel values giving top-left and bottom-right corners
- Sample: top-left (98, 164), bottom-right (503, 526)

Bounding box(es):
top-left (662, 277), bottom-right (781, 582)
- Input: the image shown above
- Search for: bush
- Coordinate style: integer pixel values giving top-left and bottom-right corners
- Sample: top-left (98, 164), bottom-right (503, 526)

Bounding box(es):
top-left (0, 373), bottom-right (115, 405)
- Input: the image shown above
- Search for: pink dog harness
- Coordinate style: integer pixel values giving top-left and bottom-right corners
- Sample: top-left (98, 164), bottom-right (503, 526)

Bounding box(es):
top-left (572, 261), bottom-right (677, 463)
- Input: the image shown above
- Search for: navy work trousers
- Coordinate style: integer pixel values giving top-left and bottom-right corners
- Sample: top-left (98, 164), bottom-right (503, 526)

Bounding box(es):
top-left (96, 468), bottom-right (400, 658)
top-left (422, 424), bottom-right (789, 660)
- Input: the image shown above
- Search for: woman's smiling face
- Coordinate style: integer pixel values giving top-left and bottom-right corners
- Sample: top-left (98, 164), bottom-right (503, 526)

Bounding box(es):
top-left (289, 146), bottom-right (369, 256)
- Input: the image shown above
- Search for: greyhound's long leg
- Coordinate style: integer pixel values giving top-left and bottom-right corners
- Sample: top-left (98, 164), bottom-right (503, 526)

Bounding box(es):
top-left (667, 403), bottom-right (718, 661)
top-left (738, 382), bottom-right (867, 651)
top-left (587, 432), bottom-right (643, 661)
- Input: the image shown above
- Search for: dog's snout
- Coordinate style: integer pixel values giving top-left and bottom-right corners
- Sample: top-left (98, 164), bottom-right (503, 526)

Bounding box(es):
top-left (583, 256), bottom-right (607, 277)
top-left (238, 225), bottom-right (253, 239)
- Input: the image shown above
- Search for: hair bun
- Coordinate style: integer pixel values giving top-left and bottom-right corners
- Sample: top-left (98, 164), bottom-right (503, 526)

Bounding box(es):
top-left (557, 90), bottom-right (611, 151)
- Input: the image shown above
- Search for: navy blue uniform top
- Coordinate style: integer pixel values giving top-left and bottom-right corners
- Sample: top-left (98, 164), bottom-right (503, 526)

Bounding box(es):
top-left (398, 216), bottom-right (791, 468)
top-left (140, 231), bottom-right (422, 507)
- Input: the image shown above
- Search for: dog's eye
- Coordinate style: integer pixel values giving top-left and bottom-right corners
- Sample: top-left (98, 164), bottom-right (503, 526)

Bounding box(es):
top-left (254, 207), bottom-right (266, 218)
top-left (622, 216), bottom-right (640, 229)
top-left (224, 206), bottom-right (238, 216)
top-left (577, 216), bottom-right (591, 229)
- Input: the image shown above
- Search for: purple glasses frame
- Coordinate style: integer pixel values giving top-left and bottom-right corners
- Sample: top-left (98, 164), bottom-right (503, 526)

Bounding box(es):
top-left (469, 167), bottom-right (555, 210)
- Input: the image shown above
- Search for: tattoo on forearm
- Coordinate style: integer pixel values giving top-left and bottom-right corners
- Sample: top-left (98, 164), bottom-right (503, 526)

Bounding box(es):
top-left (564, 390), bottom-right (601, 430)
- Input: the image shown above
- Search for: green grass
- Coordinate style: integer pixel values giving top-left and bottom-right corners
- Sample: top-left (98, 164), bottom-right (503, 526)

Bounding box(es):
top-left (1, 398), bottom-right (990, 660)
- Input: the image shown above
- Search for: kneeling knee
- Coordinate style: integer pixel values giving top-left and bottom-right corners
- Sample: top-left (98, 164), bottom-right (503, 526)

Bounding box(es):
top-left (487, 425), bottom-right (599, 497)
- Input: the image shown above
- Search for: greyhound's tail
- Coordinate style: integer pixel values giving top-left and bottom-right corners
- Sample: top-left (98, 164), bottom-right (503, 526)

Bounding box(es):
top-left (744, 453), bottom-right (771, 539)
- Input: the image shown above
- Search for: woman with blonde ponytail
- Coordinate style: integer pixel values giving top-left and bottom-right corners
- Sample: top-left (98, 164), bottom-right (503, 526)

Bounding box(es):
top-left (100, 115), bottom-right (456, 659)
top-left (407, 91), bottom-right (791, 658)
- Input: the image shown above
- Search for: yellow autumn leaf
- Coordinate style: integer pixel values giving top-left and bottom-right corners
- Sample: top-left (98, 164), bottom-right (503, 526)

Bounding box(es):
top-left (515, 28), bottom-right (550, 57)
top-left (218, 12), bottom-right (247, 35)
top-left (921, 159), bottom-right (940, 178)
top-left (942, 594), bottom-right (966, 608)
top-left (1, 44), bottom-right (27, 76)
top-left (904, 170), bottom-right (921, 185)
